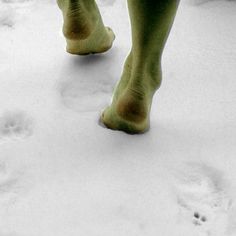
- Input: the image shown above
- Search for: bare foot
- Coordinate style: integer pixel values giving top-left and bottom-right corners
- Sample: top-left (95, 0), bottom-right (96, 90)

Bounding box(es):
top-left (101, 53), bottom-right (161, 134)
top-left (57, 0), bottom-right (115, 55)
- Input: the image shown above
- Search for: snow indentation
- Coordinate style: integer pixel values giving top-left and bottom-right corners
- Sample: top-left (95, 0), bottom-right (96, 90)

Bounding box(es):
top-left (173, 162), bottom-right (232, 235)
top-left (60, 79), bottom-right (113, 112)
top-left (0, 111), bottom-right (33, 141)
top-left (59, 56), bottom-right (115, 112)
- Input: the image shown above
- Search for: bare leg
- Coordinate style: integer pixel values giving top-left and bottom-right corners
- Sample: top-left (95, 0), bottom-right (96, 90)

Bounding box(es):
top-left (101, 0), bottom-right (180, 134)
top-left (57, 0), bottom-right (115, 55)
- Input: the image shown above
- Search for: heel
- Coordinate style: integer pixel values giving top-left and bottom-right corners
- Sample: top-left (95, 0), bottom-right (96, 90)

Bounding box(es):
top-left (65, 38), bottom-right (90, 55)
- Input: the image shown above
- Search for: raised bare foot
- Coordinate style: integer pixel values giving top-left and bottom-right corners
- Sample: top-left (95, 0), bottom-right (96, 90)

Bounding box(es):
top-left (100, 53), bottom-right (161, 134)
top-left (57, 0), bottom-right (115, 55)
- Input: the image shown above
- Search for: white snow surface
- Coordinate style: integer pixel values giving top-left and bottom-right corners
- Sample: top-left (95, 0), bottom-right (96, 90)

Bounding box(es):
top-left (0, 0), bottom-right (236, 235)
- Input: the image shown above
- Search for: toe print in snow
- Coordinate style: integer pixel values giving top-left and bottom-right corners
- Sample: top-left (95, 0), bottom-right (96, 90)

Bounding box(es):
top-left (193, 211), bottom-right (208, 226)
top-left (0, 111), bottom-right (33, 141)
top-left (172, 162), bottom-right (233, 236)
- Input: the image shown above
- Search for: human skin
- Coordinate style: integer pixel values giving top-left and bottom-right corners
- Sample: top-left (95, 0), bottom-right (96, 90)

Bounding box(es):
top-left (57, 0), bottom-right (180, 134)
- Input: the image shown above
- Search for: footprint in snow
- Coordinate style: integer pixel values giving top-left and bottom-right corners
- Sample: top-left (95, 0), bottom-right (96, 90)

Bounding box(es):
top-left (59, 55), bottom-right (116, 112)
top-left (173, 162), bottom-right (234, 236)
top-left (0, 110), bottom-right (33, 141)
top-left (60, 78), bottom-right (114, 112)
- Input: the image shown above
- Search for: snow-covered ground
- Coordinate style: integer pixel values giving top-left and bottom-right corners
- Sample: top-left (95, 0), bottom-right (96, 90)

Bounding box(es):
top-left (0, 0), bottom-right (236, 235)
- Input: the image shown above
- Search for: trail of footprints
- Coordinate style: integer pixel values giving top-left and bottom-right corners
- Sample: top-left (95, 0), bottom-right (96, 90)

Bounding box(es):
top-left (174, 162), bottom-right (235, 235)
top-left (0, 111), bottom-right (32, 235)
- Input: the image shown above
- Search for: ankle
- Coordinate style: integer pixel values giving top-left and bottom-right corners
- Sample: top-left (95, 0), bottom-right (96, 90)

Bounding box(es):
top-left (130, 55), bottom-right (162, 89)
top-left (128, 69), bottom-right (162, 98)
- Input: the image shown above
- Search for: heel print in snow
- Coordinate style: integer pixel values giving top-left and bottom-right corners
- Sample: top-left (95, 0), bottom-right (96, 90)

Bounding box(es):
top-left (0, 111), bottom-right (33, 141)
top-left (173, 162), bottom-right (233, 236)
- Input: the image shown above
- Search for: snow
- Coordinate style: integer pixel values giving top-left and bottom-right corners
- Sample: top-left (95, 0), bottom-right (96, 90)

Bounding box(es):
top-left (0, 0), bottom-right (236, 235)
